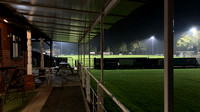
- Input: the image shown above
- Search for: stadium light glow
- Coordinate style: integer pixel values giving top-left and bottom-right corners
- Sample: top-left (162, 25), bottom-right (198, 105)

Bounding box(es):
top-left (150, 36), bottom-right (155, 54)
top-left (150, 36), bottom-right (155, 39)
top-left (190, 27), bottom-right (197, 33)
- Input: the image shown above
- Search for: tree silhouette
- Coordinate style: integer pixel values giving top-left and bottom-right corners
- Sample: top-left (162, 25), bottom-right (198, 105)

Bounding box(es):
top-left (119, 42), bottom-right (128, 54)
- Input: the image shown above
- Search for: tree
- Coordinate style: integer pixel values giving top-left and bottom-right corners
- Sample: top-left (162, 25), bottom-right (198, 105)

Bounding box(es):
top-left (119, 42), bottom-right (128, 54)
top-left (130, 41), bottom-right (146, 54)
top-left (112, 45), bottom-right (119, 54)
top-left (53, 48), bottom-right (60, 56)
top-left (176, 31), bottom-right (200, 52)
top-left (91, 46), bottom-right (97, 53)
top-left (106, 46), bottom-right (111, 52)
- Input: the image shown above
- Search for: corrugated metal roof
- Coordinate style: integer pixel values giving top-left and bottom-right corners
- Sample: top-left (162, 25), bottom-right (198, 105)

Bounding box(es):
top-left (0, 0), bottom-right (146, 43)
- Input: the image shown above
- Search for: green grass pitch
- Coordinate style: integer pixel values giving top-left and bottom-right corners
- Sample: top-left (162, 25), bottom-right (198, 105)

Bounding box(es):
top-left (90, 69), bottom-right (200, 112)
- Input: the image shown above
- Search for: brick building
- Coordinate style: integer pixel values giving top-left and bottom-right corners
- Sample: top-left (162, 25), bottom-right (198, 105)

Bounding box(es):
top-left (0, 4), bottom-right (50, 93)
top-left (0, 22), bottom-right (27, 93)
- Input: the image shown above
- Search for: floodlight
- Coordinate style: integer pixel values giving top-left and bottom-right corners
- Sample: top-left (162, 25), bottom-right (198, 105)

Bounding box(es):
top-left (190, 27), bottom-right (197, 33)
top-left (150, 36), bottom-right (155, 39)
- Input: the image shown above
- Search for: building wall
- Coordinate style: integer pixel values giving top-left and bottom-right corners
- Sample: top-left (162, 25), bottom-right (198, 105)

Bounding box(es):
top-left (0, 22), bottom-right (27, 93)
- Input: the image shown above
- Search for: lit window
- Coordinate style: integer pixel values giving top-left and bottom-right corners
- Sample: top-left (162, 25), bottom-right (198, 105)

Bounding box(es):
top-left (10, 34), bottom-right (22, 59)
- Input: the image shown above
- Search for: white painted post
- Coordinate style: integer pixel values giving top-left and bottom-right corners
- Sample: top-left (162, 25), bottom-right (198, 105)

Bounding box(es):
top-left (86, 34), bottom-right (91, 102)
top-left (27, 30), bottom-right (32, 75)
top-left (40, 37), bottom-right (44, 68)
top-left (164, 0), bottom-right (174, 112)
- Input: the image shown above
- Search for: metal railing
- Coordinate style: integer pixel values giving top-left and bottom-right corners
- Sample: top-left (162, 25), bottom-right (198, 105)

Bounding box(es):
top-left (78, 62), bottom-right (130, 112)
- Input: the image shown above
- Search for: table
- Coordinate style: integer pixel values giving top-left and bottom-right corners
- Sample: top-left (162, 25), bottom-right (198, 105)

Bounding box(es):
top-left (59, 61), bottom-right (74, 74)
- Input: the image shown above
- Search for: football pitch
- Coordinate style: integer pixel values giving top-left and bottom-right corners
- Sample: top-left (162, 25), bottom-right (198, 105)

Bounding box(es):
top-left (59, 55), bottom-right (165, 67)
top-left (90, 69), bottom-right (200, 112)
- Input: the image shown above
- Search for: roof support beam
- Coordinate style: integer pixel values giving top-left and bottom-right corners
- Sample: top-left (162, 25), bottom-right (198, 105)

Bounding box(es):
top-left (29, 21), bottom-right (100, 30)
top-left (19, 12), bottom-right (114, 26)
top-left (36, 25), bottom-right (86, 33)
top-left (46, 32), bottom-right (82, 37)
top-left (36, 25), bottom-right (99, 34)
top-left (47, 33), bottom-right (81, 38)
top-left (0, 0), bottom-right (99, 15)
top-left (30, 21), bottom-right (89, 29)
top-left (18, 12), bottom-right (92, 23)
top-left (79, 0), bottom-right (120, 43)
top-left (42, 29), bottom-right (84, 35)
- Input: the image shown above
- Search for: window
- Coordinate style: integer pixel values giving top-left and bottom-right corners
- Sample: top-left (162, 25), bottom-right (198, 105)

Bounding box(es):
top-left (10, 34), bottom-right (22, 59)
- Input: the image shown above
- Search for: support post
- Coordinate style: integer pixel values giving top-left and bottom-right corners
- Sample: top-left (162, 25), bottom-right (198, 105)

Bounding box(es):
top-left (82, 37), bottom-right (86, 88)
top-left (86, 34), bottom-right (91, 102)
top-left (50, 41), bottom-right (53, 67)
top-left (24, 30), bottom-right (34, 90)
top-left (78, 43), bottom-right (79, 72)
top-left (81, 43), bottom-right (82, 64)
top-left (27, 30), bottom-right (32, 75)
top-left (84, 37), bottom-right (85, 66)
top-left (40, 38), bottom-right (44, 68)
top-left (97, 14), bottom-right (104, 112)
top-left (78, 43), bottom-right (81, 80)
top-left (164, 0), bottom-right (174, 112)
top-left (89, 34), bottom-right (91, 71)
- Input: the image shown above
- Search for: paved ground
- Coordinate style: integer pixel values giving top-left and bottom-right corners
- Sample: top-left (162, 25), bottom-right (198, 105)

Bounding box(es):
top-left (22, 69), bottom-right (88, 112)
top-left (41, 86), bottom-right (86, 112)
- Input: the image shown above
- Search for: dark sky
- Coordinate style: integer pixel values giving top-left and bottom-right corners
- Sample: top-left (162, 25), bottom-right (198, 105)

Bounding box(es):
top-left (91, 0), bottom-right (200, 54)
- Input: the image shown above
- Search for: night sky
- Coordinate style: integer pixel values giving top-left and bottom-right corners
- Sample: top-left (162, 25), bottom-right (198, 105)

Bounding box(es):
top-left (91, 0), bottom-right (200, 54)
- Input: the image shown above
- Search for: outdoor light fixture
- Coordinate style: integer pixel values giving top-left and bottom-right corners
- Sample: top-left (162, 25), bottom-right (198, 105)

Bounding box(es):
top-left (150, 36), bottom-right (155, 54)
top-left (190, 27), bottom-right (197, 33)
top-left (150, 36), bottom-right (155, 39)
top-left (3, 19), bottom-right (8, 23)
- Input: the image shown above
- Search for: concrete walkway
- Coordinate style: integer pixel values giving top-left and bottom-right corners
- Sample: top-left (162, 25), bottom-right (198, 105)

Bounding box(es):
top-left (22, 71), bottom-right (89, 112)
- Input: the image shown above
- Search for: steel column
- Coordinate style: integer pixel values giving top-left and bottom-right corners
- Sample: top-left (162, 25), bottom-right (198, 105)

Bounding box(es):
top-left (80, 43), bottom-right (82, 80)
top-left (97, 14), bottom-right (104, 112)
top-left (78, 43), bottom-right (81, 80)
top-left (84, 38), bottom-right (85, 66)
top-left (86, 34), bottom-right (91, 102)
top-left (82, 38), bottom-right (86, 88)
top-left (40, 38), bottom-right (44, 68)
top-left (78, 43), bottom-right (79, 71)
top-left (164, 0), bottom-right (174, 112)
top-left (80, 43), bottom-right (82, 64)
top-left (50, 41), bottom-right (53, 67)
top-left (89, 34), bottom-right (91, 71)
